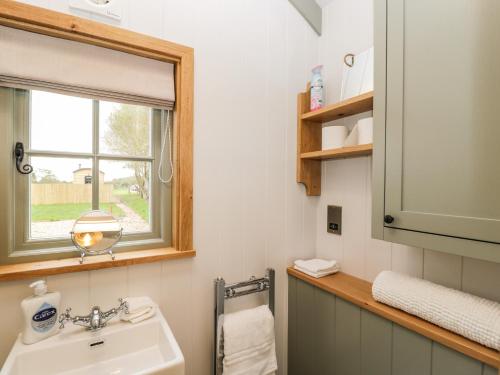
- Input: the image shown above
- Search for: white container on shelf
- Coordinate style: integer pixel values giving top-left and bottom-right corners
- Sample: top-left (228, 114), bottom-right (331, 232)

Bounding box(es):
top-left (343, 125), bottom-right (359, 147)
top-left (357, 117), bottom-right (373, 145)
top-left (322, 125), bottom-right (347, 150)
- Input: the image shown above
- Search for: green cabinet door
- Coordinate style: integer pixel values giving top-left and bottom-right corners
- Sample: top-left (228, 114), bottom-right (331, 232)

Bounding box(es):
top-left (384, 0), bottom-right (500, 244)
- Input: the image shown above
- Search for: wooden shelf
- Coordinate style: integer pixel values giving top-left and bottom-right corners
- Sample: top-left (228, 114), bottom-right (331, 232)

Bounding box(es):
top-left (301, 144), bottom-right (372, 160)
top-left (287, 267), bottom-right (500, 370)
top-left (301, 91), bottom-right (373, 123)
top-left (296, 85), bottom-right (374, 196)
top-left (0, 248), bottom-right (196, 281)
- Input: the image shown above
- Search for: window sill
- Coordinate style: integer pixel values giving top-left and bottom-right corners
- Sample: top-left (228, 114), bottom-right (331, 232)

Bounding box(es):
top-left (0, 248), bottom-right (196, 282)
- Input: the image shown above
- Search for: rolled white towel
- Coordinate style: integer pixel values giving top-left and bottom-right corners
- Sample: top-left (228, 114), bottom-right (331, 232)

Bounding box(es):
top-left (294, 258), bottom-right (338, 273)
top-left (372, 271), bottom-right (500, 351)
top-left (120, 296), bottom-right (156, 324)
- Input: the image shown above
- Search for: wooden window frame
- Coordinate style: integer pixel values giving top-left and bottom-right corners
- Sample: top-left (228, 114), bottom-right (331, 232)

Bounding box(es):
top-left (0, 1), bottom-right (194, 281)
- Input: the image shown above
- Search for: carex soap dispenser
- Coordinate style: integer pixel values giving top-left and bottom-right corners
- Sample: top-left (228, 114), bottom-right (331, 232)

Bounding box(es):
top-left (21, 280), bottom-right (61, 344)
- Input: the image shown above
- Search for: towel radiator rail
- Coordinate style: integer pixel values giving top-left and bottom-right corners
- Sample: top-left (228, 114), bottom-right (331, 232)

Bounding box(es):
top-left (213, 268), bottom-right (275, 375)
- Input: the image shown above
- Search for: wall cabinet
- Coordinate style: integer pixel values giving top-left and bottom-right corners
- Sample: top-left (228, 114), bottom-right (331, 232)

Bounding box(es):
top-left (372, 0), bottom-right (500, 263)
top-left (288, 275), bottom-right (498, 375)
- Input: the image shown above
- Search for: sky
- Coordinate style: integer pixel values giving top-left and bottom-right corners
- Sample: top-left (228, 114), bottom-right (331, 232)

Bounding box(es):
top-left (30, 90), bottom-right (151, 182)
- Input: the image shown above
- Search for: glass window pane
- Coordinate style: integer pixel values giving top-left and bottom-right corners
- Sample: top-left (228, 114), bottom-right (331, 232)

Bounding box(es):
top-left (99, 101), bottom-right (152, 157)
top-left (31, 90), bottom-right (93, 153)
top-left (99, 160), bottom-right (151, 234)
top-left (30, 157), bottom-right (92, 240)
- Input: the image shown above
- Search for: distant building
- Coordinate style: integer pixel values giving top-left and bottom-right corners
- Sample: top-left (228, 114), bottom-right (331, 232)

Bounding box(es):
top-left (73, 168), bottom-right (105, 184)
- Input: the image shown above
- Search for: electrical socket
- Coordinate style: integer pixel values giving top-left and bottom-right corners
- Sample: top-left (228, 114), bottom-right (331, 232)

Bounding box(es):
top-left (327, 205), bottom-right (342, 235)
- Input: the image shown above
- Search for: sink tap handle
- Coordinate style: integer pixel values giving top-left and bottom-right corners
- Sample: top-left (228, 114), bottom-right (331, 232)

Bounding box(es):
top-left (100, 298), bottom-right (129, 326)
top-left (118, 298), bottom-right (129, 314)
top-left (59, 307), bottom-right (72, 329)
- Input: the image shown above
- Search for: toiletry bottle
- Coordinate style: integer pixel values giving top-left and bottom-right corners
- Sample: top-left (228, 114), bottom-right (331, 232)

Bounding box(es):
top-left (21, 280), bottom-right (61, 344)
top-left (310, 65), bottom-right (324, 111)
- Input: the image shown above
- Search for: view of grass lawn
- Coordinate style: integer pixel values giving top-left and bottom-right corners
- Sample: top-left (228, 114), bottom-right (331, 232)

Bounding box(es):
top-left (113, 189), bottom-right (149, 222)
top-left (32, 203), bottom-right (124, 222)
top-left (101, 202), bottom-right (126, 218)
top-left (31, 190), bottom-right (148, 223)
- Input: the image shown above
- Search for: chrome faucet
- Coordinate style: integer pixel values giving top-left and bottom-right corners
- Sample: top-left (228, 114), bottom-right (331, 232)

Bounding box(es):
top-left (59, 298), bottom-right (129, 331)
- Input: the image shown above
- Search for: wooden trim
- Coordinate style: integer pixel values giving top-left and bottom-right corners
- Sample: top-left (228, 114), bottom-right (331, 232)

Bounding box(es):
top-left (0, 248), bottom-right (195, 281)
top-left (0, 1), bottom-right (192, 62)
top-left (0, 2), bottom-right (194, 267)
top-left (175, 51), bottom-right (194, 251)
top-left (301, 144), bottom-right (373, 160)
top-left (287, 267), bottom-right (500, 369)
top-left (301, 91), bottom-right (374, 123)
top-left (296, 85), bottom-right (322, 195)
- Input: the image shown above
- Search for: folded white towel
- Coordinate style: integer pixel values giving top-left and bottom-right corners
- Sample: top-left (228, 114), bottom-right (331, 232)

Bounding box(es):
top-left (120, 297), bottom-right (156, 324)
top-left (293, 264), bottom-right (340, 278)
top-left (373, 271), bottom-right (500, 351)
top-left (222, 305), bottom-right (277, 375)
top-left (294, 259), bottom-right (338, 273)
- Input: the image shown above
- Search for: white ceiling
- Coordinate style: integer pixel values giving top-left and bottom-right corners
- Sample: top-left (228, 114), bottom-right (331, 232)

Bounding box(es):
top-left (315, 0), bottom-right (335, 8)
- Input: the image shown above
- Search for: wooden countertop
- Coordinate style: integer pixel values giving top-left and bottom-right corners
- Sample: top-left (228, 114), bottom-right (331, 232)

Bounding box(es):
top-left (287, 267), bottom-right (500, 369)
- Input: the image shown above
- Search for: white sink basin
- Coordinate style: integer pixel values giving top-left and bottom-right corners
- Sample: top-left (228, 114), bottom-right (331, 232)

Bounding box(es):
top-left (1, 298), bottom-right (184, 375)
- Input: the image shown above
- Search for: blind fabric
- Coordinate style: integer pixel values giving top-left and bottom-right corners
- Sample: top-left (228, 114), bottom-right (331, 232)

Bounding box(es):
top-left (0, 26), bottom-right (175, 109)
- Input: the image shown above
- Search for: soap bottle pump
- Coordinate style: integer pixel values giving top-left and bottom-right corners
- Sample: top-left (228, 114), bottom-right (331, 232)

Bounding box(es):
top-left (21, 280), bottom-right (61, 344)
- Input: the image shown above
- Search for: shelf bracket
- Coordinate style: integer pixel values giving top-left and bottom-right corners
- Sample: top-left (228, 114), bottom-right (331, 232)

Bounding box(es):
top-left (296, 85), bottom-right (321, 196)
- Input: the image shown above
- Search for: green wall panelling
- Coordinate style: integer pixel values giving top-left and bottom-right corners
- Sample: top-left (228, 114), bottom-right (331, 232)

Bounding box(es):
top-left (314, 288), bottom-right (336, 375)
top-left (288, 276), bottom-right (298, 375)
top-left (288, 275), bottom-right (499, 375)
top-left (289, 278), bottom-right (336, 375)
top-left (361, 310), bottom-right (392, 375)
top-left (335, 298), bottom-right (362, 375)
top-left (432, 342), bottom-right (482, 375)
top-left (295, 279), bottom-right (317, 374)
top-left (483, 365), bottom-right (499, 375)
top-left (392, 324), bottom-right (431, 375)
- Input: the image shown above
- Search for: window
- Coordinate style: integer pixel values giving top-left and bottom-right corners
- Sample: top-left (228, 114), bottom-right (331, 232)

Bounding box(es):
top-left (3, 88), bottom-right (172, 261)
top-left (0, 6), bottom-right (193, 277)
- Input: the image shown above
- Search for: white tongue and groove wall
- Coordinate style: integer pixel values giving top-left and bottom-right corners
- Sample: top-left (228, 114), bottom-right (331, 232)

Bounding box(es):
top-left (0, 1), bottom-right (318, 373)
top-left (0, 1), bottom-right (499, 375)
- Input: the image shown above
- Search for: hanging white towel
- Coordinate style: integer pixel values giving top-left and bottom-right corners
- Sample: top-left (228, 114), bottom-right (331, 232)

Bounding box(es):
top-left (120, 296), bottom-right (156, 324)
top-left (222, 305), bottom-right (277, 375)
top-left (372, 271), bottom-right (500, 351)
top-left (294, 259), bottom-right (340, 278)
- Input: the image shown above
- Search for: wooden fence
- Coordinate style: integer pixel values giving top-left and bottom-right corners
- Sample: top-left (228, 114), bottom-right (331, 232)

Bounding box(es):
top-left (31, 183), bottom-right (116, 205)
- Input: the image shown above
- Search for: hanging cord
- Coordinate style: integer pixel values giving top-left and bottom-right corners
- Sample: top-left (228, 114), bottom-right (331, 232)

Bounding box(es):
top-left (158, 110), bottom-right (174, 184)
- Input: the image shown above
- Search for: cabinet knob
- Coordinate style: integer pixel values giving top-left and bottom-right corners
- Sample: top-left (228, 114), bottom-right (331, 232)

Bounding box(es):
top-left (384, 215), bottom-right (394, 224)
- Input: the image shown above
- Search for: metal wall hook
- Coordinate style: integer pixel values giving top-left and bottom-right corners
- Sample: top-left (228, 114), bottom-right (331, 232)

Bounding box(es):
top-left (14, 142), bottom-right (33, 175)
top-left (344, 53), bottom-right (355, 67)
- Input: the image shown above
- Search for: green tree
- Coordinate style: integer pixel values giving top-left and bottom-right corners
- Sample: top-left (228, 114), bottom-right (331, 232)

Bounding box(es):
top-left (104, 104), bottom-right (150, 199)
top-left (33, 168), bottom-right (59, 183)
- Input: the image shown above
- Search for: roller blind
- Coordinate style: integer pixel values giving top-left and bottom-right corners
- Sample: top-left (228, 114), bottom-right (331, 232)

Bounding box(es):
top-left (0, 26), bottom-right (175, 109)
